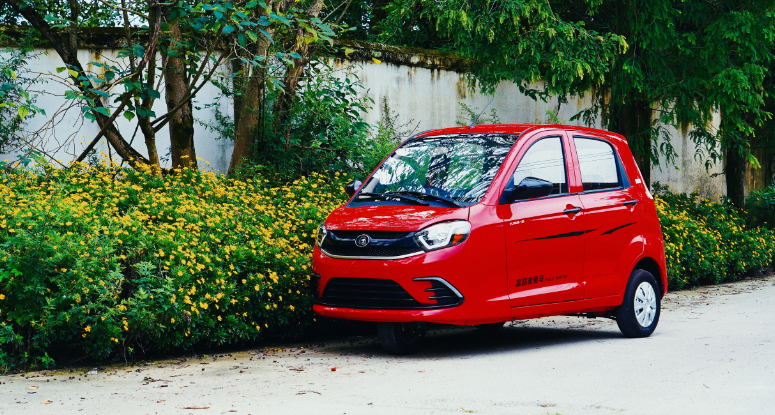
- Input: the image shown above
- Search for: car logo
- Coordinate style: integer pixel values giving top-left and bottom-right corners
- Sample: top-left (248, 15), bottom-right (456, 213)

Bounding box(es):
top-left (355, 234), bottom-right (371, 247)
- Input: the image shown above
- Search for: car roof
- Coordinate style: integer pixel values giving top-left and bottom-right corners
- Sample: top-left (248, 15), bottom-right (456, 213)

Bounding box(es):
top-left (414, 124), bottom-right (627, 147)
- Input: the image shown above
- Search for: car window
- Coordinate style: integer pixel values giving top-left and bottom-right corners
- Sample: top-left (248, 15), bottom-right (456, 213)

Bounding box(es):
top-left (574, 138), bottom-right (621, 191)
top-left (512, 137), bottom-right (568, 196)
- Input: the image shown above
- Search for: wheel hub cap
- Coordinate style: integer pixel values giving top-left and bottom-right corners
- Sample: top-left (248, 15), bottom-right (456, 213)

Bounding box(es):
top-left (634, 281), bottom-right (657, 327)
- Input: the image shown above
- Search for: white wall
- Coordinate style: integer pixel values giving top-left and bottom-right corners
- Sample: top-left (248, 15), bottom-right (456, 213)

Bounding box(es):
top-left (341, 60), bottom-right (602, 131)
top-left (3, 46), bottom-right (725, 196)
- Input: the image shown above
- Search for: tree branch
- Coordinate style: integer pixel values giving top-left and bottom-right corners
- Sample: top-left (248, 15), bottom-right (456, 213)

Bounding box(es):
top-left (76, 2), bottom-right (163, 162)
top-left (151, 51), bottom-right (231, 132)
top-left (94, 0), bottom-right (149, 20)
top-left (7, 0), bottom-right (150, 167)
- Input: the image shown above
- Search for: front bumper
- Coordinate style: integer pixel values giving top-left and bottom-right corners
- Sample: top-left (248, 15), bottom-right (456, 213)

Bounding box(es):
top-left (311, 243), bottom-right (481, 325)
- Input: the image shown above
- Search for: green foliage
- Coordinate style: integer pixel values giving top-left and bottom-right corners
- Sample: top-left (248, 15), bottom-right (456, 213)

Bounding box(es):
top-left (746, 185), bottom-right (775, 229)
top-left (3, 0), bottom-right (122, 27)
top-left (654, 183), bottom-right (775, 290)
top-left (0, 162), bottom-right (350, 370)
top-left (378, 0), bottom-right (627, 99)
top-left (208, 66), bottom-right (412, 180)
top-left (573, 2), bottom-right (775, 169)
top-left (45, 1), bottom-right (328, 126)
top-left (455, 102), bottom-right (501, 127)
top-left (254, 62), bottom-right (373, 179)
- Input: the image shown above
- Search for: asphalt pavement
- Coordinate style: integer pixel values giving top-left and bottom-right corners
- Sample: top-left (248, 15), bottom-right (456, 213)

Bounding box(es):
top-left (1, 274), bottom-right (773, 415)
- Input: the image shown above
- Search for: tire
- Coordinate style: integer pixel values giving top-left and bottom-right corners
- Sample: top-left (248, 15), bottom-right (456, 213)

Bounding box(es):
top-left (616, 269), bottom-right (661, 338)
top-left (377, 322), bottom-right (426, 355)
top-left (475, 322), bottom-right (504, 331)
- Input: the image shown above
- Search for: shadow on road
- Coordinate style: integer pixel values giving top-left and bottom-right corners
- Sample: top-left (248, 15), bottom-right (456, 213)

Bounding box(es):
top-left (323, 323), bottom-right (626, 359)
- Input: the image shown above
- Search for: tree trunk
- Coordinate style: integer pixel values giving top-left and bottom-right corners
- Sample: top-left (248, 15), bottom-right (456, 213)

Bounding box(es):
top-left (726, 147), bottom-right (747, 206)
top-left (228, 59), bottom-right (266, 175)
top-left (228, 1), bottom-right (281, 175)
top-left (272, 0), bottom-right (324, 147)
top-left (613, 99), bottom-right (652, 186)
top-left (138, 2), bottom-right (162, 176)
top-left (162, 9), bottom-right (197, 170)
top-left (231, 58), bottom-right (244, 135)
top-left (68, 0), bottom-right (78, 51)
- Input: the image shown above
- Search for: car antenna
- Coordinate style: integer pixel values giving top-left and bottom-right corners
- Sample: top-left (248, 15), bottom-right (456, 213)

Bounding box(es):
top-left (469, 94), bottom-right (497, 129)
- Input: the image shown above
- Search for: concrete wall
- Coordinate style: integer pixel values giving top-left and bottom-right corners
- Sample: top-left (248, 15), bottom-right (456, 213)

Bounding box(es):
top-left (649, 115), bottom-right (726, 198)
top-left (2, 38), bottom-right (727, 196)
top-left (340, 61), bottom-right (603, 130)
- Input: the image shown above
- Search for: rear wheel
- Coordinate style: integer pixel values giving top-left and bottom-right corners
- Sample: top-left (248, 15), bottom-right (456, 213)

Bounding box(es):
top-left (616, 269), bottom-right (661, 338)
top-left (377, 322), bottom-right (426, 355)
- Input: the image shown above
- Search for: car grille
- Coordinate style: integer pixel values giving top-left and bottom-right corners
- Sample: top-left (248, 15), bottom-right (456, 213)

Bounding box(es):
top-left (320, 229), bottom-right (422, 258)
top-left (329, 230), bottom-right (412, 240)
top-left (321, 246), bottom-right (422, 258)
top-left (320, 278), bottom-right (421, 309)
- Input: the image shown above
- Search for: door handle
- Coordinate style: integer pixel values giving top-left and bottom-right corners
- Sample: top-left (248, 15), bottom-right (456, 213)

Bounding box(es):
top-left (623, 199), bottom-right (639, 206)
top-left (563, 207), bottom-right (581, 214)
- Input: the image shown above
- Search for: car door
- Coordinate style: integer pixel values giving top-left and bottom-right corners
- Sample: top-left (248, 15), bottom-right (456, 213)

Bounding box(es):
top-left (571, 136), bottom-right (643, 299)
top-left (498, 132), bottom-right (587, 307)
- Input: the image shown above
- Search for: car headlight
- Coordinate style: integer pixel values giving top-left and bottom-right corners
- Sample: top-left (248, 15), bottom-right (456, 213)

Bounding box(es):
top-left (315, 223), bottom-right (327, 247)
top-left (414, 220), bottom-right (471, 252)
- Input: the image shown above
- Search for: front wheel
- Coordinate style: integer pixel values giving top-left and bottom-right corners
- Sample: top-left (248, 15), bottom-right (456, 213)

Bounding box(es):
top-left (377, 322), bottom-right (426, 355)
top-left (616, 269), bottom-right (661, 338)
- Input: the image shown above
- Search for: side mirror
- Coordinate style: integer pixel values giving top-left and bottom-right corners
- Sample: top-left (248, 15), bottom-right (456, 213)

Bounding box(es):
top-left (344, 179), bottom-right (362, 198)
top-left (507, 177), bottom-right (554, 202)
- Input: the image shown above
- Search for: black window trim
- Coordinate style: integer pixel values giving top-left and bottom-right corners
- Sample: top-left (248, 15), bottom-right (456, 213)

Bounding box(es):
top-left (499, 134), bottom-right (570, 205)
top-left (571, 135), bottom-right (631, 195)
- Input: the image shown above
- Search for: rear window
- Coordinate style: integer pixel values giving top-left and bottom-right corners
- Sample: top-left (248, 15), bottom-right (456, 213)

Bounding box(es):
top-left (574, 137), bottom-right (623, 191)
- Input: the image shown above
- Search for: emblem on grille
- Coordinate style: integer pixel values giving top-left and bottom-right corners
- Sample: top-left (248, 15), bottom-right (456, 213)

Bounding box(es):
top-left (355, 234), bottom-right (371, 247)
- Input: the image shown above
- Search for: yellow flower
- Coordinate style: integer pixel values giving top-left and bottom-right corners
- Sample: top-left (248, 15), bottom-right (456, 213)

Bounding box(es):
top-left (171, 318), bottom-right (175, 323)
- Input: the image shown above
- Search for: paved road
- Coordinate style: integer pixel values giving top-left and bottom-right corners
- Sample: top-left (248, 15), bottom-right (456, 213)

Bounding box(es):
top-left (2, 275), bottom-right (774, 415)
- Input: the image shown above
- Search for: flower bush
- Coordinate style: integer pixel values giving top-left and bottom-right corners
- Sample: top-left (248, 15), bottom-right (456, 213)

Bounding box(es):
top-left (0, 162), bottom-right (349, 370)
top-left (1, 165), bottom-right (773, 370)
top-left (654, 183), bottom-right (775, 290)
top-left (745, 185), bottom-right (775, 229)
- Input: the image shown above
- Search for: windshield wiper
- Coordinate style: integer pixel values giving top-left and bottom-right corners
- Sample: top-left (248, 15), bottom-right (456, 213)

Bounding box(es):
top-left (384, 191), bottom-right (464, 207)
top-left (357, 192), bottom-right (430, 206)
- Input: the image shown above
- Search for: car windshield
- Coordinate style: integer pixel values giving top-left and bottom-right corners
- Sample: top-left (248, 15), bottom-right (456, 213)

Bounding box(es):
top-left (358, 134), bottom-right (517, 205)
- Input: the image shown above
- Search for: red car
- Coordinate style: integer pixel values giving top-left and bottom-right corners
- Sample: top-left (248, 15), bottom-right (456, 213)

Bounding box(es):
top-left (312, 124), bottom-right (666, 354)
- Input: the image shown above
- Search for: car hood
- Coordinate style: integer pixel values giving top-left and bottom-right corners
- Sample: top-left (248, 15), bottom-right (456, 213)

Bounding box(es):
top-left (325, 204), bottom-right (470, 231)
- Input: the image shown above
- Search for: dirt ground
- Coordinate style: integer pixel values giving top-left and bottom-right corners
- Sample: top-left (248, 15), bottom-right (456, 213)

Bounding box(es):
top-left (1, 275), bottom-right (773, 415)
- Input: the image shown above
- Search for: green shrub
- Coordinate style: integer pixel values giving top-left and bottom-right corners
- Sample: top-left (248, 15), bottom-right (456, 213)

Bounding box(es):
top-left (0, 162), bottom-right (349, 371)
top-left (653, 183), bottom-right (775, 289)
top-left (746, 185), bottom-right (775, 229)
